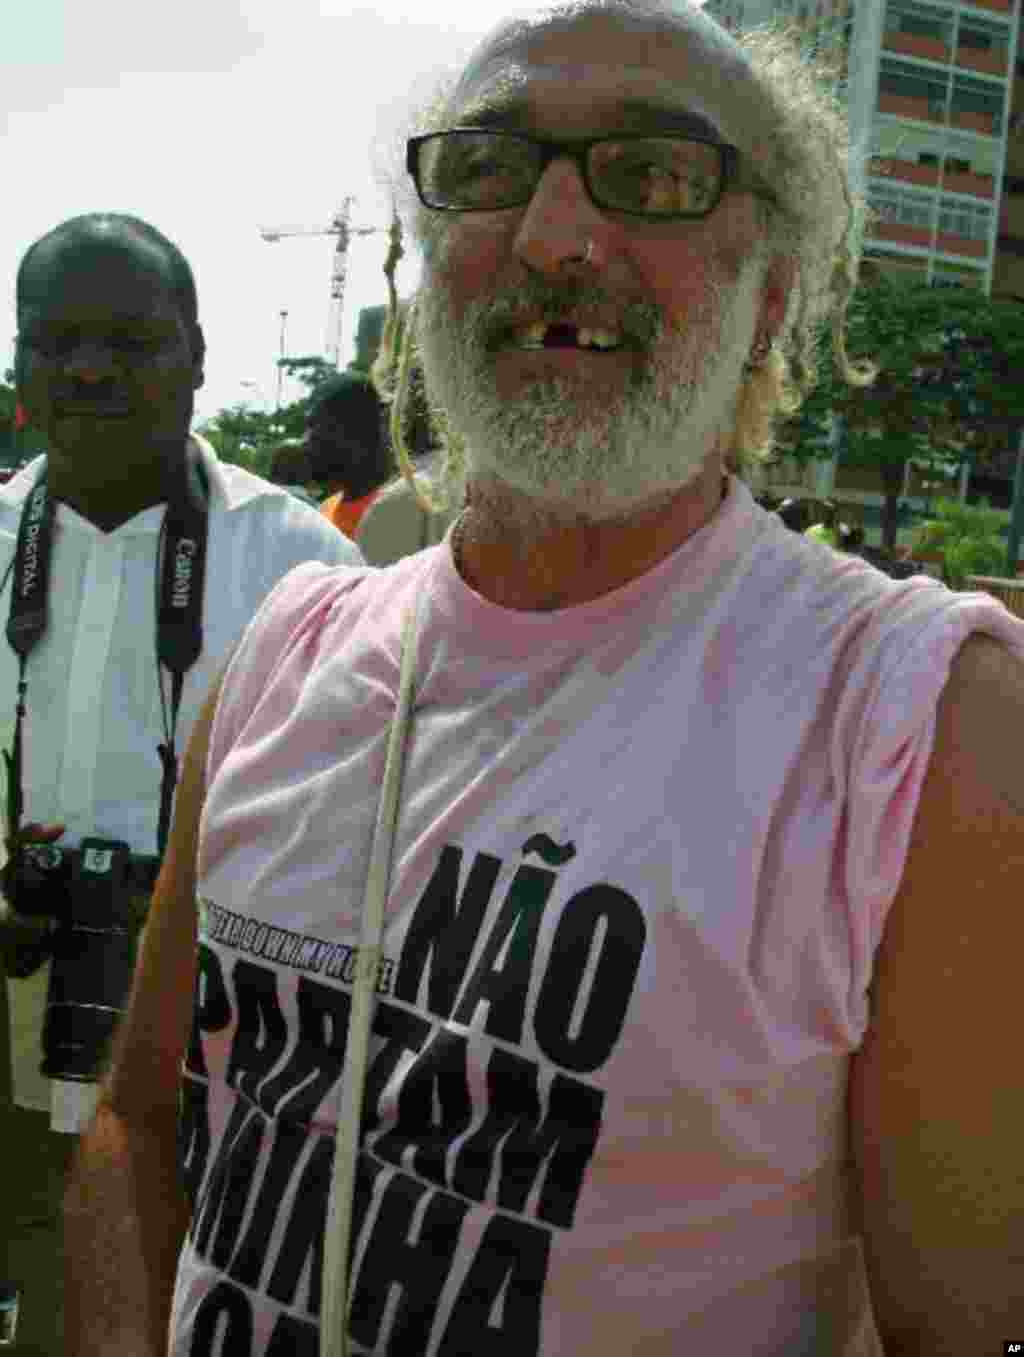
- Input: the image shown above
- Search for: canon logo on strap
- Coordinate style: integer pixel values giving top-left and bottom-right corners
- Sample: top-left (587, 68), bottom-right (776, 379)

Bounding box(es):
top-left (171, 538), bottom-right (198, 608)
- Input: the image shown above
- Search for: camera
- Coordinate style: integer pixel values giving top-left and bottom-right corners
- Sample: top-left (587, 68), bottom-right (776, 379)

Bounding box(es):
top-left (3, 840), bottom-right (72, 919)
top-left (3, 838), bottom-right (144, 1081)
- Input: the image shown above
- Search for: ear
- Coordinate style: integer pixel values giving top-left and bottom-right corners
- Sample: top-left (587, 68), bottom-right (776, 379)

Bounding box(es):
top-left (759, 253), bottom-right (798, 341)
top-left (13, 337), bottom-right (26, 395)
top-left (191, 325), bottom-right (206, 392)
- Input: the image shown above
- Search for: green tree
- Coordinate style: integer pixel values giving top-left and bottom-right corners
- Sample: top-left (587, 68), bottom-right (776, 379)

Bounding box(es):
top-left (910, 495), bottom-right (1008, 588)
top-left (197, 357), bottom-right (337, 477)
top-left (276, 355), bottom-right (338, 394)
top-left (775, 276), bottom-right (1024, 552)
top-left (196, 403), bottom-right (300, 478)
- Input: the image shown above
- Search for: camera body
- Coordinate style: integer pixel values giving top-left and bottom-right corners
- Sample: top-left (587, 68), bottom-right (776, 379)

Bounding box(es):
top-left (4, 840), bottom-right (73, 922)
top-left (4, 838), bottom-right (144, 1080)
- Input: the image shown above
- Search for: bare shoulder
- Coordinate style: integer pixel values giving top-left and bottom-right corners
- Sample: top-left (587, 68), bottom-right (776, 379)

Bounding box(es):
top-left (926, 630), bottom-right (1024, 814)
top-left (848, 631), bottom-right (1024, 1350)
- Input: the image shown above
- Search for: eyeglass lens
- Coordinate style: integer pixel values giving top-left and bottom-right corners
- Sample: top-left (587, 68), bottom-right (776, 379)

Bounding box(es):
top-left (417, 132), bottom-right (723, 218)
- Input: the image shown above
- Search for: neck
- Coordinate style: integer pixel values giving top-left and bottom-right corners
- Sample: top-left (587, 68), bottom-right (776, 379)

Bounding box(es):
top-left (454, 458), bottom-right (728, 612)
top-left (47, 440), bottom-right (190, 533)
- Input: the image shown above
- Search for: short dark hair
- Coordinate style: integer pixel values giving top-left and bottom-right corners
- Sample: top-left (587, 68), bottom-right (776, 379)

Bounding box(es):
top-left (307, 371), bottom-right (379, 422)
top-left (306, 372), bottom-right (394, 496)
top-left (15, 212), bottom-right (205, 368)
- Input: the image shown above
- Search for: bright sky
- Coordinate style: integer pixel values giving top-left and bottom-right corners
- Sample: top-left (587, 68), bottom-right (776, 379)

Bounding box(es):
top-left (1, 0), bottom-right (574, 425)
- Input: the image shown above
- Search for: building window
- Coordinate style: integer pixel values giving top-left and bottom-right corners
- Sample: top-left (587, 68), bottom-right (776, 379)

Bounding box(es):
top-left (869, 183), bottom-right (936, 229)
top-left (879, 57), bottom-right (949, 108)
top-left (937, 196), bottom-right (991, 240)
top-left (950, 74), bottom-right (1004, 134)
top-left (884, 0), bottom-right (953, 45)
top-left (958, 16), bottom-right (1009, 56)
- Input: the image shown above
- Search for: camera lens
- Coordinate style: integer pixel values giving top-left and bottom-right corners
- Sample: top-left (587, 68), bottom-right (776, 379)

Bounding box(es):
top-left (41, 928), bottom-right (135, 1079)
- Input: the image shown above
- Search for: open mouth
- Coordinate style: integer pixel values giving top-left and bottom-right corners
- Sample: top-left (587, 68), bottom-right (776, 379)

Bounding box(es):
top-left (505, 321), bottom-right (625, 353)
top-left (57, 407), bottom-right (133, 419)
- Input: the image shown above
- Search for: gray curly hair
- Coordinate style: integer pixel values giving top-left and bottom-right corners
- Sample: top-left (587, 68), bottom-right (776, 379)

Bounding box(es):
top-left (372, 0), bottom-right (876, 513)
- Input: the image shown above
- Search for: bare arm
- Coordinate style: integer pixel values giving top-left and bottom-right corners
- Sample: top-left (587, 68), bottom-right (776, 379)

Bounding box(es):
top-left (849, 634), bottom-right (1024, 1355)
top-left (64, 668), bottom-right (225, 1356)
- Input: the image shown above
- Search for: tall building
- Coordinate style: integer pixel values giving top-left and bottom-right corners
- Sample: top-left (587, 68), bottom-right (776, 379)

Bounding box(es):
top-left (993, 24), bottom-right (1024, 300)
top-left (706, 0), bottom-right (1023, 295)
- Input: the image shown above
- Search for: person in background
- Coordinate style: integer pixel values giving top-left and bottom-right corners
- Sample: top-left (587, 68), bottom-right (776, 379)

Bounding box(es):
top-left (804, 496), bottom-right (840, 547)
top-left (0, 211), bottom-right (362, 1356)
top-left (838, 517), bottom-right (865, 553)
top-left (356, 362), bottom-right (460, 564)
top-left (776, 495), bottom-right (812, 533)
top-left (307, 372), bottom-right (394, 540)
top-left (66, 5), bottom-right (1024, 1354)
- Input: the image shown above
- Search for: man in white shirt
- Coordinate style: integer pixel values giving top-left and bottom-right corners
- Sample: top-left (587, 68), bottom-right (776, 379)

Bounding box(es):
top-left (0, 211), bottom-right (362, 1354)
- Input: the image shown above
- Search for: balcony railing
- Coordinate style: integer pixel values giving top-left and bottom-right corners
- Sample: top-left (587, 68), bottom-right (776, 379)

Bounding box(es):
top-left (871, 156), bottom-right (940, 186)
top-left (870, 222), bottom-right (934, 247)
top-left (878, 92), bottom-right (945, 122)
top-left (950, 108), bottom-right (999, 134)
top-left (871, 159), bottom-right (996, 198)
top-left (956, 45), bottom-right (1009, 76)
top-left (882, 30), bottom-right (951, 63)
top-left (935, 232), bottom-right (988, 256)
top-left (943, 170), bottom-right (996, 198)
top-left (869, 221), bottom-right (989, 256)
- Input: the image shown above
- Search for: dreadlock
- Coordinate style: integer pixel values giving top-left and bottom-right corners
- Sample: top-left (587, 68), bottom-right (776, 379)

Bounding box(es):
top-left (370, 212), bottom-right (464, 515)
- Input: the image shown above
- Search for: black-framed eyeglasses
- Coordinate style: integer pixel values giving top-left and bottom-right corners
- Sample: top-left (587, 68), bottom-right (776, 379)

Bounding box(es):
top-left (407, 128), bottom-right (740, 221)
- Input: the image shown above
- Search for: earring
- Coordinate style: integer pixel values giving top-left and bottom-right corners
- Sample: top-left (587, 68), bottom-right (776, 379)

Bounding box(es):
top-left (565, 239), bottom-right (595, 267)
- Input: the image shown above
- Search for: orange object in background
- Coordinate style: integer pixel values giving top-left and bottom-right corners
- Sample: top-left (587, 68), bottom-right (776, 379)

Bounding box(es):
top-left (321, 488), bottom-right (381, 540)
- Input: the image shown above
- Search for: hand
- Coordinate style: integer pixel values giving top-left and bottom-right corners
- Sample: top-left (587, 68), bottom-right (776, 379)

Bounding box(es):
top-left (1, 821), bottom-right (66, 978)
top-left (4, 820), bottom-right (66, 862)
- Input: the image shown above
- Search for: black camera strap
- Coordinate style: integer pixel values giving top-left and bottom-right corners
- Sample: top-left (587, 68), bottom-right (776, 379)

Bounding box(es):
top-left (3, 479), bottom-right (55, 846)
top-left (4, 445), bottom-right (209, 864)
top-left (154, 448), bottom-right (209, 860)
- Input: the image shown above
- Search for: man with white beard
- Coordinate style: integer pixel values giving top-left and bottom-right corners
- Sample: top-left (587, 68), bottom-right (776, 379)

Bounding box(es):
top-left (67, 3), bottom-right (1024, 1355)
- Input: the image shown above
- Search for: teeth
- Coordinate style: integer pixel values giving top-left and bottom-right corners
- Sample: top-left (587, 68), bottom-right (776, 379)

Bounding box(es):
top-left (515, 322), bottom-right (548, 350)
top-left (511, 322), bottom-right (623, 350)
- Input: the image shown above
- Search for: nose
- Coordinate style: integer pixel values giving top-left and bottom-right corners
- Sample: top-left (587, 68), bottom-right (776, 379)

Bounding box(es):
top-left (512, 157), bottom-right (610, 278)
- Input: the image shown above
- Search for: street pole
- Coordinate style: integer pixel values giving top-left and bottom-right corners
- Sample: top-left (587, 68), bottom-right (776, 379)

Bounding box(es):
top-left (276, 309), bottom-right (288, 414)
top-left (1006, 424), bottom-right (1024, 578)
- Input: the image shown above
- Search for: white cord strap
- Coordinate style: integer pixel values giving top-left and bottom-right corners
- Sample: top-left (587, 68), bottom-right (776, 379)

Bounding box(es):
top-left (320, 597), bottom-right (422, 1357)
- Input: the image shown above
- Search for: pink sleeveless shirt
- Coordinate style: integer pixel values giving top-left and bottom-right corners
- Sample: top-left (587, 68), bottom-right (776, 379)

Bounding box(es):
top-left (171, 477), bottom-right (1024, 1356)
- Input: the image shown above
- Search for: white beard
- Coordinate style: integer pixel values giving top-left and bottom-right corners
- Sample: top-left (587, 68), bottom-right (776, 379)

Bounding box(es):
top-left (417, 247), bottom-right (766, 523)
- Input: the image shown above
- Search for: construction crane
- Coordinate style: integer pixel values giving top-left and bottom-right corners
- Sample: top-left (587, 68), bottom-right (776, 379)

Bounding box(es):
top-left (259, 196), bottom-right (387, 368)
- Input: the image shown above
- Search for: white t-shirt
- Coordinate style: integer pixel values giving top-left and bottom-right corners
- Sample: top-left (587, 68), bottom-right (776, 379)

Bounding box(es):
top-left (0, 435), bottom-right (363, 1127)
top-left (172, 476), bottom-right (1024, 1355)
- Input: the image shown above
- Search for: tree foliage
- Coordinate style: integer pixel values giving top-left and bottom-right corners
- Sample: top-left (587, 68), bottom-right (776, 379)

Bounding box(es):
top-left (277, 355), bottom-right (338, 393)
top-left (774, 276), bottom-right (1024, 550)
top-left (197, 352), bottom-right (366, 478)
top-left (909, 495), bottom-right (1009, 588)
